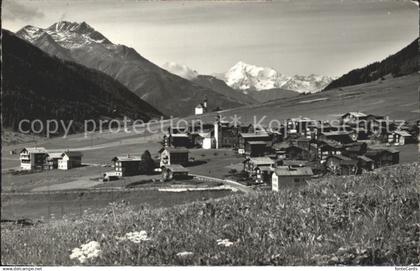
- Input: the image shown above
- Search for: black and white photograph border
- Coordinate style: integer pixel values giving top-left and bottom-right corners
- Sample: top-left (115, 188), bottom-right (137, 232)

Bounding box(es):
top-left (1, 0), bottom-right (419, 269)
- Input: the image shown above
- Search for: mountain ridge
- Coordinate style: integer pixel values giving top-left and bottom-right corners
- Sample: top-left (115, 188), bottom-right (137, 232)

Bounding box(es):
top-left (2, 29), bottom-right (163, 135)
top-left (324, 38), bottom-right (419, 91)
top-left (221, 61), bottom-right (334, 93)
top-left (16, 21), bottom-right (243, 117)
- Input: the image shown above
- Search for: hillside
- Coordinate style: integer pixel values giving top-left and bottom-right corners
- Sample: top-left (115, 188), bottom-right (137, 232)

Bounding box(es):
top-left (192, 75), bottom-right (258, 105)
top-left (247, 88), bottom-right (299, 103)
top-left (1, 163), bottom-right (418, 265)
top-left (187, 73), bottom-right (419, 126)
top-left (324, 38), bottom-right (419, 90)
top-left (2, 30), bottom-right (163, 135)
top-left (16, 21), bottom-right (243, 116)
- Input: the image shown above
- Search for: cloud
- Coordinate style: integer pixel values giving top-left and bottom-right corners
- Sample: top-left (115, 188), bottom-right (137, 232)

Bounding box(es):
top-left (2, 0), bottom-right (45, 21)
top-left (161, 62), bottom-right (199, 80)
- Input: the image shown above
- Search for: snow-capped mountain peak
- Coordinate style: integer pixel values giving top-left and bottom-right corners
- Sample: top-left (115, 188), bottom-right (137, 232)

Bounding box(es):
top-left (223, 61), bottom-right (333, 93)
top-left (17, 21), bottom-right (113, 50)
top-left (225, 61), bottom-right (289, 91)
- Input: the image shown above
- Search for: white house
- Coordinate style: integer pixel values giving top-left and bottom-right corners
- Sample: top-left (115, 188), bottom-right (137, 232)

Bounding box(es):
top-left (271, 166), bottom-right (313, 191)
top-left (19, 147), bottom-right (48, 170)
top-left (195, 104), bottom-right (205, 115)
top-left (194, 98), bottom-right (208, 115)
top-left (58, 151), bottom-right (83, 170)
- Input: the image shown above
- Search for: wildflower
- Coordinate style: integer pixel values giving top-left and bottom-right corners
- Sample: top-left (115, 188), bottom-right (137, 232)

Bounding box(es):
top-left (116, 231), bottom-right (151, 243)
top-left (176, 251), bottom-right (194, 257)
top-left (217, 239), bottom-right (234, 247)
top-left (70, 241), bottom-right (101, 263)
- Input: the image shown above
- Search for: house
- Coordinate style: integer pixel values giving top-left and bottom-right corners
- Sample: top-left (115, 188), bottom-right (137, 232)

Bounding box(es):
top-left (214, 118), bottom-right (252, 149)
top-left (340, 112), bottom-right (368, 124)
top-left (390, 130), bottom-right (415, 145)
top-left (357, 155), bottom-right (375, 173)
top-left (319, 131), bottom-right (356, 144)
top-left (169, 133), bottom-right (191, 148)
top-left (194, 98), bottom-right (208, 115)
top-left (286, 117), bottom-right (318, 139)
top-left (111, 156), bottom-right (142, 177)
top-left (310, 141), bottom-right (344, 163)
top-left (159, 147), bottom-right (189, 167)
top-left (243, 156), bottom-right (275, 178)
top-left (282, 160), bottom-right (310, 168)
top-left (254, 165), bottom-right (273, 184)
top-left (19, 147), bottom-right (48, 170)
top-left (44, 152), bottom-right (63, 170)
top-left (195, 132), bottom-right (213, 149)
top-left (271, 166), bottom-right (313, 191)
top-left (285, 145), bottom-right (312, 161)
top-left (244, 141), bottom-right (267, 157)
top-left (58, 151), bottom-right (83, 170)
top-left (161, 164), bottom-right (190, 181)
top-left (103, 171), bottom-right (120, 182)
top-left (342, 142), bottom-right (368, 159)
top-left (365, 148), bottom-right (399, 167)
top-left (325, 155), bottom-right (358, 175)
top-left (238, 132), bottom-right (272, 154)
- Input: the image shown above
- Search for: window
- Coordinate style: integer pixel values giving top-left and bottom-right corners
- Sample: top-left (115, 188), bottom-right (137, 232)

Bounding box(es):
top-left (294, 178), bottom-right (300, 183)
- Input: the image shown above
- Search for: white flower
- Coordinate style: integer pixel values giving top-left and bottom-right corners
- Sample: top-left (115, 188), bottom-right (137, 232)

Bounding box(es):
top-left (217, 239), bottom-right (234, 247)
top-left (116, 230), bottom-right (151, 243)
top-left (70, 241), bottom-right (101, 263)
top-left (176, 251), bottom-right (194, 257)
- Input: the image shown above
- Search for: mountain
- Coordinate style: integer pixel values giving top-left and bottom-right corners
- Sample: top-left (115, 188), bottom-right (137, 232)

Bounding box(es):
top-left (16, 21), bottom-right (243, 116)
top-left (192, 75), bottom-right (258, 105)
top-left (324, 38), bottom-right (419, 91)
top-left (2, 29), bottom-right (162, 135)
top-left (221, 61), bottom-right (333, 93)
top-left (161, 62), bottom-right (198, 80)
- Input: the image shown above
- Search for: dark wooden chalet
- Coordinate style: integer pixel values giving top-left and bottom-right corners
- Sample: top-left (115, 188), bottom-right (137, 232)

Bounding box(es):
top-left (112, 156), bottom-right (142, 177)
top-left (325, 155), bottom-right (358, 175)
top-left (238, 132), bottom-right (272, 154)
top-left (364, 148), bottom-right (399, 167)
top-left (245, 141), bottom-right (267, 157)
top-left (161, 164), bottom-right (190, 181)
top-left (159, 147), bottom-right (189, 167)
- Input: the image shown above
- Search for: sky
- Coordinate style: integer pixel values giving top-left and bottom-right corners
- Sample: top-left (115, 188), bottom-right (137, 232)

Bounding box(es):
top-left (2, 0), bottom-right (419, 77)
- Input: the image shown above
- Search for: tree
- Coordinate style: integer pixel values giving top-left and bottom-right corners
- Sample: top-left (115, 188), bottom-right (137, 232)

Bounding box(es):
top-left (140, 150), bottom-right (155, 174)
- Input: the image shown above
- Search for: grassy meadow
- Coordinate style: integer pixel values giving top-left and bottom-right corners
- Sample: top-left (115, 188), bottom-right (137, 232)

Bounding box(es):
top-left (2, 163), bottom-right (419, 265)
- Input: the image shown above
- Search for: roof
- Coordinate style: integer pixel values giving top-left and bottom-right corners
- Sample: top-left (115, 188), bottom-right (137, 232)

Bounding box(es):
top-left (164, 164), bottom-right (189, 173)
top-left (21, 147), bottom-right (47, 153)
top-left (160, 147), bottom-right (189, 154)
top-left (112, 156), bottom-right (142, 162)
top-left (170, 133), bottom-right (189, 138)
top-left (197, 132), bottom-right (212, 138)
top-left (47, 152), bottom-right (64, 159)
top-left (357, 155), bottom-right (373, 163)
top-left (274, 166), bottom-right (313, 177)
top-left (283, 160), bottom-right (308, 167)
top-left (246, 157), bottom-right (275, 165)
top-left (239, 132), bottom-right (270, 138)
top-left (321, 131), bottom-right (352, 137)
top-left (366, 147), bottom-right (400, 155)
top-left (341, 112), bottom-right (367, 118)
top-left (328, 155), bottom-right (358, 165)
top-left (394, 130), bottom-right (412, 137)
top-left (62, 151), bottom-right (83, 158)
top-left (256, 166), bottom-right (273, 172)
top-left (246, 141), bottom-right (268, 145)
top-left (195, 104), bottom-right (204, 109)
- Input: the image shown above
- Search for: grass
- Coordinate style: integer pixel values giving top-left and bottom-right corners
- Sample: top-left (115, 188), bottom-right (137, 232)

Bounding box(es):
top-left (1, 163), bottom-right (419, 265)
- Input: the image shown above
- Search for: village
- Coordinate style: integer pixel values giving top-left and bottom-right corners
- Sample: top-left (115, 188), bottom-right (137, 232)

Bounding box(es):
top-left (14, 99), bottom-right (419, 193)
